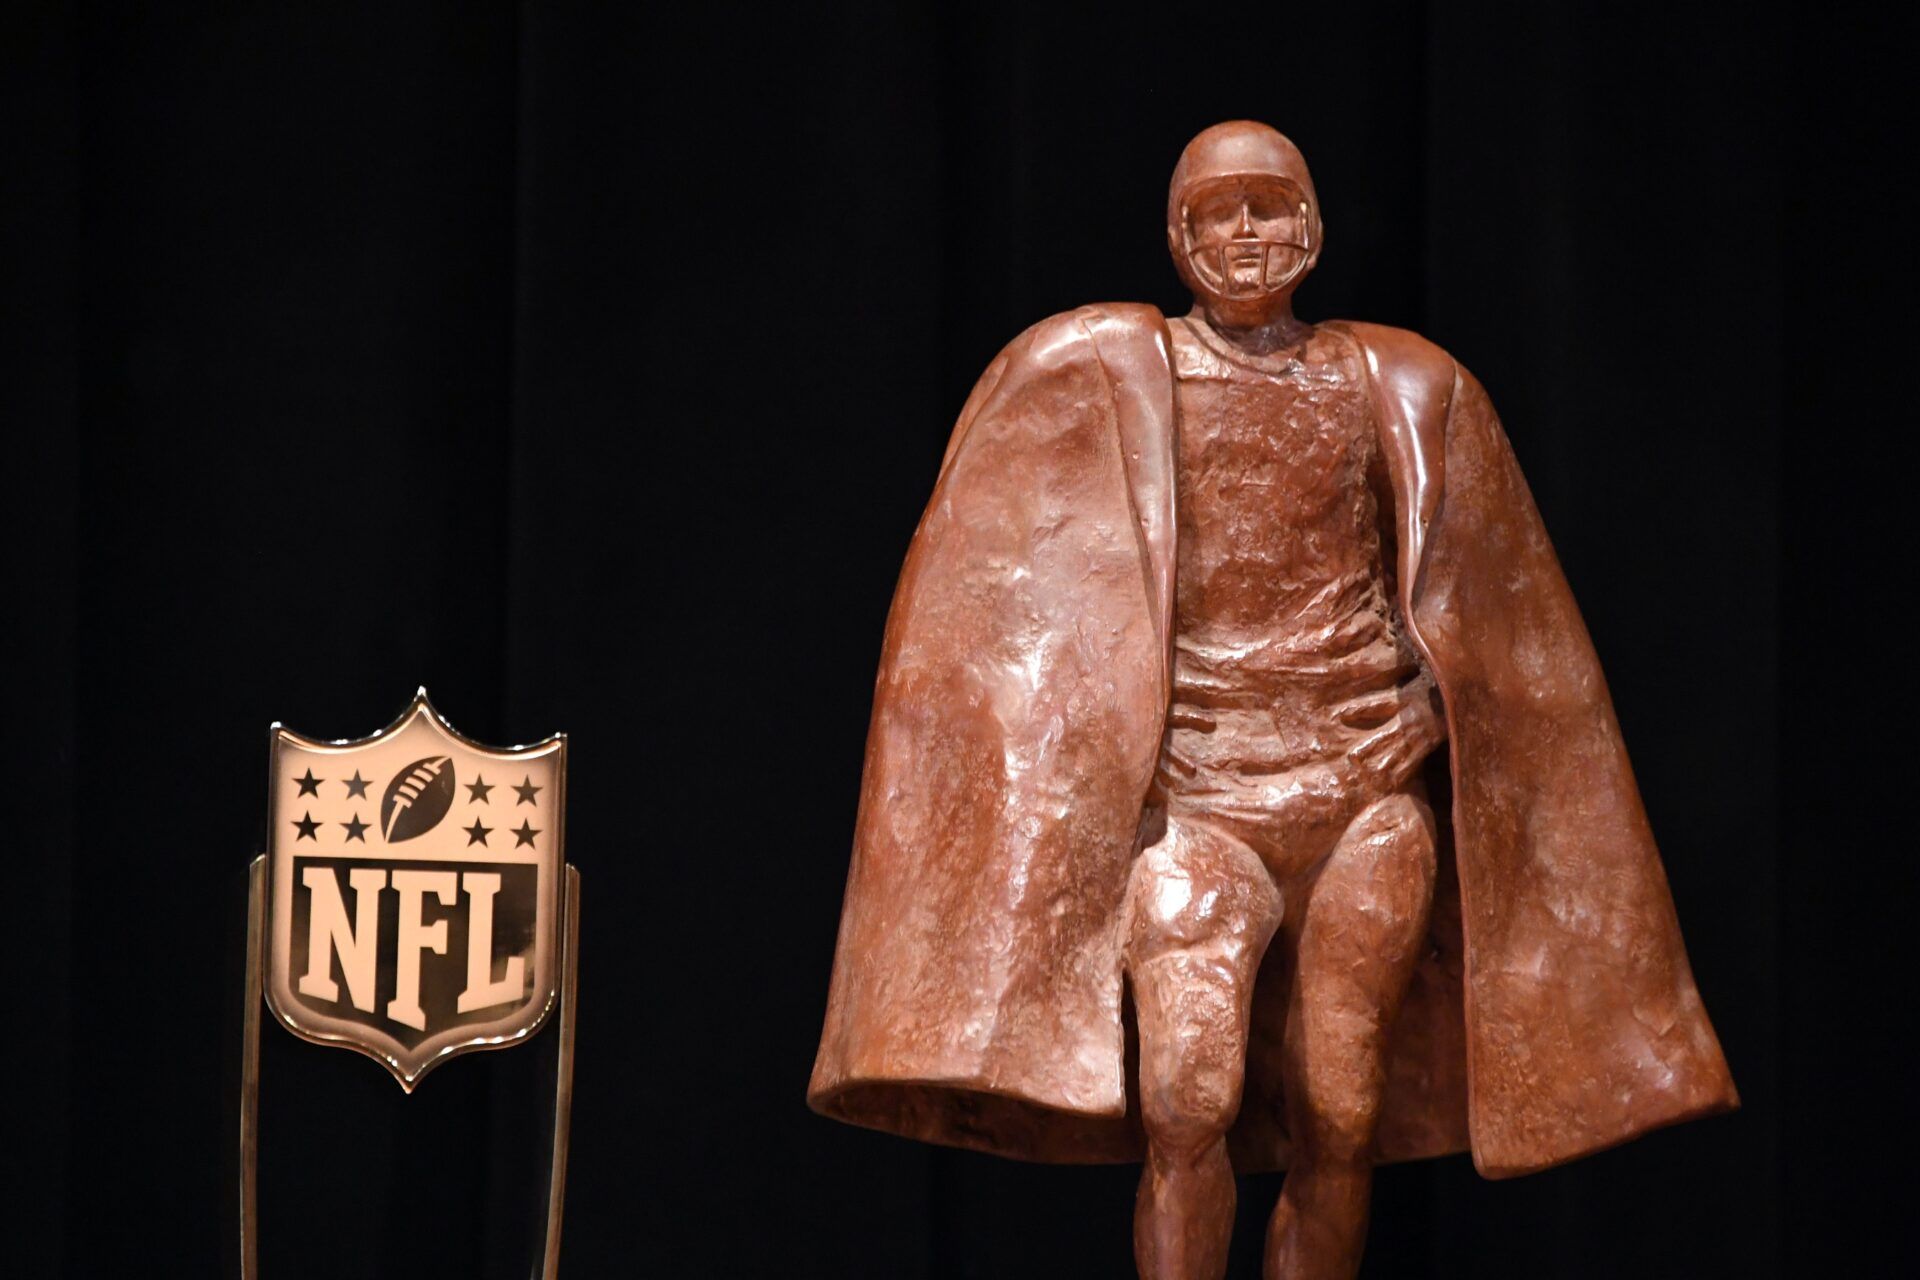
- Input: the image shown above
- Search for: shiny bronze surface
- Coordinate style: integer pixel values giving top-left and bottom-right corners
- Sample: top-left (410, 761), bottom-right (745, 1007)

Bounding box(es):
top-left (261, 690), bottom-right (567, 1091)
top-left (810, 120), bottom-right (1735, 1279)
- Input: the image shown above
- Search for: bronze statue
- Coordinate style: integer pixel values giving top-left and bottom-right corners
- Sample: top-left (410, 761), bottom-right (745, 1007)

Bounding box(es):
top-left (809, 120), bottom-right (1736, 1280)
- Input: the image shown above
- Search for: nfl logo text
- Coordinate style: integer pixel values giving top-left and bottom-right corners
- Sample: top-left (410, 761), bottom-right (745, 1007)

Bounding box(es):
top-left (263, 691), bottom-right (565, 1089)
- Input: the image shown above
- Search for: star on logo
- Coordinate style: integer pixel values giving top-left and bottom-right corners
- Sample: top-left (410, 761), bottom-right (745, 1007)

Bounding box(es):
top-left (465, 818), bottom-right (492, 847)
top-left (343, 770), bottom-right (371, 800)
top-left (295, 768), bottom-right (323, 798)
top-left (341, 815), bottom-right (369, 842)
top-left (293, 811), bottom-right (320, 841)
top-left (466, 774), bottom-right (494, 804)
top-left (513, 775), bottom-right (542, 806)
top-left (512, 819), bottom-right (540, 848)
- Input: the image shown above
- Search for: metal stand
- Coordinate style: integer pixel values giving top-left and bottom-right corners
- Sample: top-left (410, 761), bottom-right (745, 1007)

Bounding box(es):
top-left (240, 856), bottom-right (264, 1280)
top-left (238, 856), bottom-right (580, 1279)
top-left (542, 865), bottom-right (581, 1278)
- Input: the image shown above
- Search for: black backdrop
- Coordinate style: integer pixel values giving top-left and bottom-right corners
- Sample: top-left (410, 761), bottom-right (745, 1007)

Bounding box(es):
top-left (4, 2), bottom-right (1912, 1276)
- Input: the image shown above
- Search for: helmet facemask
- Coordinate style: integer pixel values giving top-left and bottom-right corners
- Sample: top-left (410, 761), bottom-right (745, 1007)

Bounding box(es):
top-left (1174, 173), bottom-right (1319, 321)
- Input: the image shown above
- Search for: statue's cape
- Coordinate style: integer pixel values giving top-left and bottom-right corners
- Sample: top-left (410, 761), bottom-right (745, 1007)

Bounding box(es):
top-left (808, 303), bottom-right (1737, 1177)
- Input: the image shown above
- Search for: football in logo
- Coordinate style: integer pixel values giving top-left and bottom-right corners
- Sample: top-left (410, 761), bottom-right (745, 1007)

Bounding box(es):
top-left (381, 755), bottom-right (456, 842)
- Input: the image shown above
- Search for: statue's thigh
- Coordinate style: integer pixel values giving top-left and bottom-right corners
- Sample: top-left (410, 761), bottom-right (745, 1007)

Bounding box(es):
top-left (1125, 816), bottom-right (1284, 1146)
top-left (1281, 792), bottom-right (1438, 1158)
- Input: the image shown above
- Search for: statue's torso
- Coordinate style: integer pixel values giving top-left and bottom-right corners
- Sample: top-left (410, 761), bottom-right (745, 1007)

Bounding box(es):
top-left (1156, 316), bottom-right (1437, 876)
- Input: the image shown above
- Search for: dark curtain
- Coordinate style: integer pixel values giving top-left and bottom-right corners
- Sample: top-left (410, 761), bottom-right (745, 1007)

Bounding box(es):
top-left (4, 2), bottom-right (1908, 1276)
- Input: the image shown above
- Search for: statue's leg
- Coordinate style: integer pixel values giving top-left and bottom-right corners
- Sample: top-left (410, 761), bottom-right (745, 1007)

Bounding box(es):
top-left (1264, 792), bottom-right (1436, 1280)
top-left (1126, 815), bottom-right (1284, 1280)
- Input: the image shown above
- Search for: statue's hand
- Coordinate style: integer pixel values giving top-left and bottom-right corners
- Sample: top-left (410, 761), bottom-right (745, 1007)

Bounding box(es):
top-left (1345, 682), bottom-right (1447, 794)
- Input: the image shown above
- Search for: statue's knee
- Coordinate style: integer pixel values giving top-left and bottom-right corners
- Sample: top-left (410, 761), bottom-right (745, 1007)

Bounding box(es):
top-left (1301, 1088), bottom-right (1380, 1165)
top-left (1133, 954), bottom-right (1249, 1158)
top-left (1140, 1053), bottom-right (1241, 1158)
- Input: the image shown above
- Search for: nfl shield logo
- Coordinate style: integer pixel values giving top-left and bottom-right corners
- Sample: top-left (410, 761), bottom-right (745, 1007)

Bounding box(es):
top-left (262, 689), bottom-right (565, 1089)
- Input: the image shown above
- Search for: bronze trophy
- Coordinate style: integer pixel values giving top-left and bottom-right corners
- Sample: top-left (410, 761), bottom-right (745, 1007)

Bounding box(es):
top-left (809, 121), bottom-right (1736, 1279)
top-left (238, 689), bottom-right (580, 1278)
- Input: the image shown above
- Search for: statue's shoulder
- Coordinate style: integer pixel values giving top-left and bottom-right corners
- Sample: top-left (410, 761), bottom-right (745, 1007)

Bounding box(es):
top-left (1004, 303), bottom-right (1170, 371)
top-left (1322, 320), bottom-right (1458, 391)
top-left (941, 304), bottom-right (1173, 473)
top-left (1072, 301), bottom-right (1168, 334)
top-left (1322, 321), bottom-right (1467, 458)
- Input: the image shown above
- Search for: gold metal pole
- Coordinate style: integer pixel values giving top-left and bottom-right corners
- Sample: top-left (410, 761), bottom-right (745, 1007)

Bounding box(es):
top-left (239, 856), bottom-right (265, 1280)
top-left (540, 865), bottom-right (581, 1280)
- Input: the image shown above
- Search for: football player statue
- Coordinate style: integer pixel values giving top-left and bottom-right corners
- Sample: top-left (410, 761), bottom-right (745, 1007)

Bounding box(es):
top-left (809, 120), bottom-right (1736, 1280)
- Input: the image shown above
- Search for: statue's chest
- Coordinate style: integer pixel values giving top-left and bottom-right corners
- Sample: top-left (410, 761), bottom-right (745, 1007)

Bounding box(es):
top-left (1169, 325), bottom-right (1379, 554)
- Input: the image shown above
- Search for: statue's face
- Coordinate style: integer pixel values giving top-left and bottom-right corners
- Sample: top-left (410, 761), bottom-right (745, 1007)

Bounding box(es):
top-left (1174, 173), bottom-right (1316, 326)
